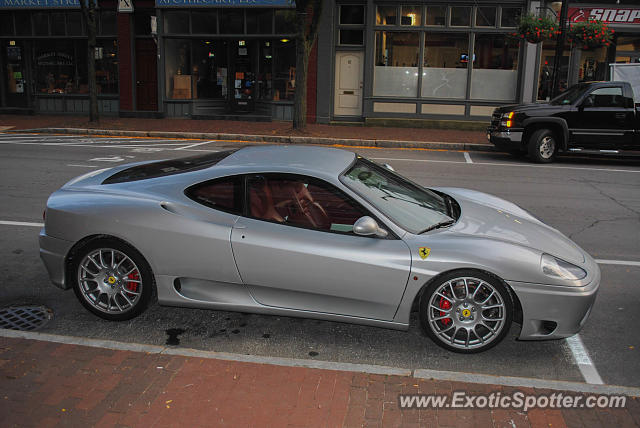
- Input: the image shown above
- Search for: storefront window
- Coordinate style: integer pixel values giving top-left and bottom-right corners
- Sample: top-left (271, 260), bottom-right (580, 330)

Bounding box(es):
top-left (164, 11), bottom-right (190, 34)
top-left (614, 36), bottom-right (640, 63)
top-left (450, 6), bottom-right (471, 27)
top-left (220, 9), bottom-right (244, 34)
top-left (0, 14), bottom-right (14, 36)
top-left (51, 13), bottom-right (65, 36)
top-left (96, 40), bottom-right (119, 95)
top-left (67, 12), bottom-right (83, 36)
top-left (14, 12), bottom-right (31, 37)
top-left (165, 39), bottom-right (192, 99)
top-left (471, 34), bottom-right (519, 100)
top-left (34, 13), bottom-right (49, 36)
top-left (500, 8), bottom-right (521, 28)
top-left (192, 40), bottom-right (228, 99)
top-left (192, 11), bottom-right (218, 34)
top-left (34, 39), bottom-right (118, 96)
top-left (340, 5), bottom-right (365, 25)
top-left (257, 41), bottom-right (273, 99)
top-left (100, 11), bottom-right (117, 35)
top-left (273, 39), bottom-right (295, 101)
top-left (376, 6), bottom-right (397, 25)
top-left (425, 6), bottom-right (446, 26)
top-left (35, 40), bottom-right (84, 94)
top-left (475, 7), bottom-right (496, 27)
top-left (374, 31), bottom-right (419, 97)
top-left (275, 9), bottom-right (295, 34)
top-left (247, 10), bottom-right (273, 34)
top-left (401, 5), bottom-right (421, 26)
top-left (578, 47), bottom-right (608, 82)
top-left (340, 30), bottom-right (364, 45)
top-left (422, 33), bottom-right (468, 99)
top-left (537, 41), bottom-right (570, 101)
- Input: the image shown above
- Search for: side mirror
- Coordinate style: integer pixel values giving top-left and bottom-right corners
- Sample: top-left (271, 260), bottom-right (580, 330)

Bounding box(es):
top-left (580, 97), bottom-right (594, 108)
top-left (353, 216), bottom-right (388, 238)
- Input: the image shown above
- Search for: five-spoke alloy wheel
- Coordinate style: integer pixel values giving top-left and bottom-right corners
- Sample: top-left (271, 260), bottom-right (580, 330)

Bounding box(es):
top-left (71, 239), bottom-right (153, 321)
top-left (419, 270), bottom-right (513, 353)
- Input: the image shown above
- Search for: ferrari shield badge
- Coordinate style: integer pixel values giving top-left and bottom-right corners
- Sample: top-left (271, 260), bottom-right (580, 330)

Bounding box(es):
top-left (418, 247), bottom-right (431, 260)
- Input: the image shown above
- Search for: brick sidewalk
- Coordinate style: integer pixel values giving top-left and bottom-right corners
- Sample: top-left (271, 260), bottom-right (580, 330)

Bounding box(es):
top-left (0, 114), bottom-right (485, 145)
top-left (1, 337), bottom-right (638, 427)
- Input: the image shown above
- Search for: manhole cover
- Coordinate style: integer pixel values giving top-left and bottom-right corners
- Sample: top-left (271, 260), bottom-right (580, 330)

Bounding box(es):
top-left (0, 305), bottom-right (53, 331)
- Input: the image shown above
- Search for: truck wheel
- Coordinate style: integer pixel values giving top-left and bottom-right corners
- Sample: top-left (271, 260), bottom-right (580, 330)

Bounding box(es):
top-left (527, 129), bottom-right (557, 163)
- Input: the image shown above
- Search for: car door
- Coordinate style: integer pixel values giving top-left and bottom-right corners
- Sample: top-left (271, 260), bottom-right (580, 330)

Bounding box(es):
top-left (230, 173), bottom-right (412, 321)
top-left (573, 86), bottom-right (634, 148)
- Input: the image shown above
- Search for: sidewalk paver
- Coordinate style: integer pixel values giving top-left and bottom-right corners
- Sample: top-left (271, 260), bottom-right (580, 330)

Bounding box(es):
top-left (0, 336), bottom-right (638, 427)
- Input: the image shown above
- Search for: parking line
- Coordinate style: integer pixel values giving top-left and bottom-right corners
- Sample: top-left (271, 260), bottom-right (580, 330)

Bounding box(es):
top-left (175, 141), bottom-right (217, 150)
top-left (595, 259), bottom-right (640, 267)
top-left (463, 152), bottom-right (473, 164)
top-left (565, 334), bottom-right (604, 385)
top-left (0, 220), bottom-right (44, 227)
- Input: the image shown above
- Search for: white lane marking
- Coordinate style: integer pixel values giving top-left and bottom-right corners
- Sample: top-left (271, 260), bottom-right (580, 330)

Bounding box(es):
top-left (565, 334), bottom-right (603, 385)
top-left (67, 164), bottom-right (99, 168)
top-left (0, 220), bottom-right (44, 227)
top-left (175, 141), bottom-right (217, 150)
top-left (596, 259), bottom-right (640, 267)
top-left (370, 157), bottom-right (640, 174)
top-left (463, 152), bottom-right (473, 164)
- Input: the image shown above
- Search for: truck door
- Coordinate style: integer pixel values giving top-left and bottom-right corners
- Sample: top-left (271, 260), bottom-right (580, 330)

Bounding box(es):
top-left (573, 86), bottom-right (634, 149)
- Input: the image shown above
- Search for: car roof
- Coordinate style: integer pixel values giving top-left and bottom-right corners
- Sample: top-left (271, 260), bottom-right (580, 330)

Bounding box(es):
top-left (218, 145), bottom-right (357, 177)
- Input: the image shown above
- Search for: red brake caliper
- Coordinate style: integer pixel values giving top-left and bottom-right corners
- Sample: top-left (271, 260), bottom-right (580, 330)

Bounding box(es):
top-left (438, 297), bottom-right (452, 325)
top-left (126, 271), bottom-right (139, 297)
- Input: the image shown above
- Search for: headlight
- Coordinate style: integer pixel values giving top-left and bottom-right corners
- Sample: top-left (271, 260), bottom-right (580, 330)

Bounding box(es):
top-left (500, 111), bottom-right (515, 128)
top-left (541, 254), bottom-right (587, 281)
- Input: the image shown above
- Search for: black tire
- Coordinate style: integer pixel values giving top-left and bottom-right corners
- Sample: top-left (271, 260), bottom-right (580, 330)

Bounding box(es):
top-left (419, 269), bottom-right (513, 354)
top-left (527, 128), bottom-right (558, 163)
top-left (70, 238), bottom-right (154, 321)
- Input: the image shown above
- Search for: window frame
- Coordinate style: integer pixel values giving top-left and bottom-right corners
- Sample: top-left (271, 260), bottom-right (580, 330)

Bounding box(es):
top-left (184, 175), bottom-right (244, 216)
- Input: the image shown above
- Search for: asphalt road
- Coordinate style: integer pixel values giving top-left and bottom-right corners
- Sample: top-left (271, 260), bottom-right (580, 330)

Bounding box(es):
top-left (1, 132), bottom-right (639, 389)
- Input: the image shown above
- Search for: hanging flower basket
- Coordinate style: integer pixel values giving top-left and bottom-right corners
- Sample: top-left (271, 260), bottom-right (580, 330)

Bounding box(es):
top-left (567, 20), bottom-right (614, 50)
top-left (513, 14), bottom-right (558, 44)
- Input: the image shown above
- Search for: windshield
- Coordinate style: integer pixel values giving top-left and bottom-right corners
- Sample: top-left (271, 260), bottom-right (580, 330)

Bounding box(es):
top-left (549, 83), bottom-right (589, 105)
top-left (341, 158), bottom-right (452, 234)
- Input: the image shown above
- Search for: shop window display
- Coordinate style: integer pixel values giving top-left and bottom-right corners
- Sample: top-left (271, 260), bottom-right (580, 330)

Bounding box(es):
top-left (471, 34), bottom-right (519, 100)
top-left (374, 31), bottom-right (420, 97)
top-left (422, 33), bottom-right (469, 99)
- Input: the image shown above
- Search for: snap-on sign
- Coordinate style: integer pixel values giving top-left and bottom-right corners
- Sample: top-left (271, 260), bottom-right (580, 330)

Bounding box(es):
top-left (569, 7), bottom-right (640, 25)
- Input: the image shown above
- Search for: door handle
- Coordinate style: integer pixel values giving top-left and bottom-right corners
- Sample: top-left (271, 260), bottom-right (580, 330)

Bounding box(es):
top-left (234, 225), bottom-right (246, 229)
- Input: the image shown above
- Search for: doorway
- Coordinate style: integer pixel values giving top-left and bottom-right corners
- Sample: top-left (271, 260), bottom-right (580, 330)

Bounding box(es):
top-left (228, 39), bottom-right (256, 113)
top-left (333, 51), bottom-right (363, 117)
top-left (135, 39), bottom-right (158, 111)
top-left (3, 41), bottom-right (29, 108)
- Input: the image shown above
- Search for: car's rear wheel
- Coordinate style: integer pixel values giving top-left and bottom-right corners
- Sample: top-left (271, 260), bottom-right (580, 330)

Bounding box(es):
top-left (528, 128), bottom-right (557, 163)
top-left (70, 238), bottom-right (153, 321)
top-left (419, 270), bottom-right (513, 353)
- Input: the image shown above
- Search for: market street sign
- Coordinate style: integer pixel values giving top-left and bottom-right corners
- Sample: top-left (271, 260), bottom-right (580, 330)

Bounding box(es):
top-left (569, 7), bottom-right (640, 25)
top-left (156, 0), bottom-right (293, 6)
top-left (118, 0), bottom-right (133, 13)
top-left (0, 0), bottom-right (79, 7)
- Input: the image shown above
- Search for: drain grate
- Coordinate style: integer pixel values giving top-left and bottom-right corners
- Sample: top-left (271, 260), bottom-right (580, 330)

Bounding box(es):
top-left (0, 305), bottom-right (53, 331)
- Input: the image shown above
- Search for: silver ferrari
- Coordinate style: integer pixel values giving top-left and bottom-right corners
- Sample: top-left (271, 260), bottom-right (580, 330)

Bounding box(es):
top-left (40, 146), bottom-right (599, 353)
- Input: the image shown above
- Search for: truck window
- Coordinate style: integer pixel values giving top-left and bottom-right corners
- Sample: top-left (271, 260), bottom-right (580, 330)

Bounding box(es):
top-left (585, 87), bottom-right (624, 108)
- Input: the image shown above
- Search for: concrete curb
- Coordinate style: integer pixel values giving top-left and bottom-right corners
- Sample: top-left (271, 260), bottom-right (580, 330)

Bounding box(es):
top-left (12, 127), bottom-right (495, 152)
top-left (3, 329), bottom-right (640, 397)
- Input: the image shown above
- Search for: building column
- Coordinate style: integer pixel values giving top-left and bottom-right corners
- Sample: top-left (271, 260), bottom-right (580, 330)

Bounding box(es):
top-left (520, 0), bottom-right (542, 103)
top-left (306, 40), bottom-right (318, 123)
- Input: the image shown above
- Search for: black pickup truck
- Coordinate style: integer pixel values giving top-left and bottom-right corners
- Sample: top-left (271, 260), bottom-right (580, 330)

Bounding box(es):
top-left (487, 81), bottom-right (639, 162)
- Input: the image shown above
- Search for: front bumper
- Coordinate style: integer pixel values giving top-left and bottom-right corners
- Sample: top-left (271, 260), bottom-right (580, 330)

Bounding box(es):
top-left (509, 263), bottom-right (600, 340)
top-left (39, 229), bottom-right (74, 290)
top-left (487, 127), bottom-right (523, 148)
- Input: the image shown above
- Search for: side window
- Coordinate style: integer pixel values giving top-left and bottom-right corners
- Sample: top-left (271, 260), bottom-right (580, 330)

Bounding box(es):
top-left (247, 174), bottom-right (367, 234)
top-left (586, 87), bottom-right (624, 108)
top-left (186, 176), bottom-right (242, 215)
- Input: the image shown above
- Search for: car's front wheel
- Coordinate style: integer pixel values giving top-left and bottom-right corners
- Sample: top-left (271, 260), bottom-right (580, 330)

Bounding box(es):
top-left (70, 238), bottom-right (153, 321)
top-left (527, 128), bottom-right (558, 163)
top-left (419, 270), bottom-right (513, 353)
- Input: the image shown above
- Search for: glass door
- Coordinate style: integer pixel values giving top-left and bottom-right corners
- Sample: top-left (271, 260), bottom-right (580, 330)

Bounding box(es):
top-left (229, 39), bottom-right (256, 113)
top-left (3, 41), bottom-right (29, 108)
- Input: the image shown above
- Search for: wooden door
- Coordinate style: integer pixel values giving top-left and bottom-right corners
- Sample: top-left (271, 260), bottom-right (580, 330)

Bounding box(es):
top-left (135, 39), bottom-right (158, 111)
